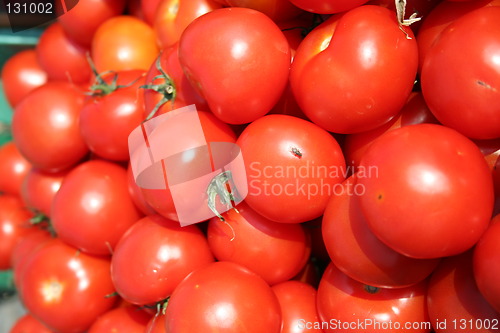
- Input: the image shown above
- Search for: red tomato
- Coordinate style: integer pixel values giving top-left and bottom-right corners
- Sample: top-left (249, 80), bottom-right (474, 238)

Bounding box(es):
top-left (0, 49), bottom-right (47, 108)
top-left (146, 312), bottom-right (167, 333)
top-left (19, 239), bottom-right (116, 333)
top-left (357, 124), bottom-right (494, 258)
top-left (272, 280), bottom-right (324, 333)
top-left (164, 261), bottom-right (282, 333)
top-left (142, 43), bottom-right (208, 119)
top-left (36, 23), bottom-right (91, 84)
top-left (288, 0), bottom-right (370, 13)
top-left (344, 92), bottom-right (439, 168)
top-left (474, 215), bottom-right (500, 314)
top-left (421, 6), bottom-right (500, 140)
top-left (0, 141), bottom-right (31, 196)
top-left (51, 160), bottom-right (142, 255)
top-left (214, 0), bottom-right (305, 22)
top-left (317, 262), bottom-right (430, 333)
top-left (111, 215), bottom-right (214, 305)
top-left (141, 0), bottom-right (163, 25)
top-left (178, 7), bottom-right (291, 124)
top-left (20, 167), bottom-right (67, 217)
top-left (428, 251), bottom-right (500, 333)
top-left (87, 306), bottom-right (152, 333)
top-left (139, 111), bottom-right (236, 222)
top-left (290, 6), bottom-right (418, 134)
top-left (10, 313), bottom-right (56, 333)
top-left (416, 0), bottom-right (500, 73)
top-left (0, 194), bottom-right (34, 269)
top-left (237, 114), bottom-right (346, 223)
top-left (126, 162), bottom-right (156, 215)
top-left (91, 15), bottom-right (159, 73)
top-left (56, 0), bottom-right (126, 47)
top-left (207, 202), bottom-right (311, 285)
top-left (322, 176), bottom-right (439, 288)
top-left (12, 82), bottom-right (88, 172)
top-left (80, 70), bottom-right (146, 161)
top-left (154, 0), bottom-right (222, 50)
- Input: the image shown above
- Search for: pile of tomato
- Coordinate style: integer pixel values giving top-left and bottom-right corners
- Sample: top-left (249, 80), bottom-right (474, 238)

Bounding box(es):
top-left (1, 0), bottom-right (500, 332)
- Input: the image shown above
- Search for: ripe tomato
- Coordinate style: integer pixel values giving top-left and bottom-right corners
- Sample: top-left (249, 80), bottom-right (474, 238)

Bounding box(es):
top-left (87, 306), bottom-right (152, 333)
top-left (317, 262), bottom-right (430, 333)
top-left (272, 280), bottom-right (323, 333)
top-left (473, 215), bottom-right (500, 314)
top-left (164, 261), bottom-right (282, 333)
top-left (19, 239), bottom-right (116, 333)
top-left (344, 92), bottom-right (439, 168)
top-left (142, 43), bottom-right (208, 118)
top-left (12, 82), bottom-right (88, 172)
top-left (56, 0), bottom-right (126, 47)
top-left (10, 313), bottom-right (56, 333)
top-left (146, 312), bottom-right (167, 333)
top-left (237, 114), bottom-right (345, 223)
top-left (288, 0), bottom-right (370, 13)
top-left (111, 214), bottom-right (214, 305)
top-left (0, 141), bottom-right (31, 197)
top-left (322, 176), bottom-right (439, 288)
top-left (51, 160), bottom-right (142, 255)
top-left (80, 70), bottom-right (147, 161)
top-left (290, 6), bottom-right (418, 134)
top-left (20, 167), bottom-right (67, 217)
top-left (127, 162), bottom-right (156, 215)
top-left (420, 6), bottom-right (500, 139)
top-left (207, 202), bottom-right (311, 285)
top-left (178, 7), bottom-right (291, 124)
top-left (154, 0), bottom-right (222, 50)
top-left (0, 49), bottom-right (47, 108)
top-left (428, 251), bottom-right (500, 333)
top-left (213, 0), bottom-right (305, 22)
top-left (91, 15), bottom-right (159, 73)
top-left (36, 23), bottom-right (91, 84)
top-left (141, 0), bottom-right (163, 25)
top-left (357, 124), bottom-right (494, 258)
top-left (0, 194), bottom-right (34, 269)
top-left (138, 110), bottom-right (236, 222)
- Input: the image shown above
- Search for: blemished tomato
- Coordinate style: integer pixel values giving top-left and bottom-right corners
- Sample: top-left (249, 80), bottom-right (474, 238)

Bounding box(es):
top-left (19, 239), bottom-right (117, 333)
top-left (87, 306), bottom-right (152, 333)
top-left (357, 124), bottom-right (494, 259)
top-left (142, 43), bottom-right (208, 118)
top-left (154, 0), bottom-right (223, 50)
top-left (12, 82), bottom-right (88, 172)
top-left (56, 0), bottom-right (126, 47)
top-left (164, 261), bottom-right (282, 333)
top-left (344, 92), bottom-right (439, 169)
top-left (288, 0), bottom-right (370, 13)
top-left (272, 280), bottom-right (324, 333)
top-left (10, 313), bottom-right (56, 333)
top-left (80, 70), bottom-right (147, 161)
top-left (0, 141), bottom-right (31, 197)
top-left (178, 7), bottom-right (291, 124)
top-left (36, 22), bottom-right (91, 84)
top-left (207, 202), bottom-right (311, 285)
top-left (51, 160), bottom-right (142, 255)
top-left (213, 0), bottom-right (305, 22)
top-left (420, 6), bottom-right (500, 140)
top-left (0, 49), bottom-right (47, 108)
top-left (428, 251), bottom-right (500, 333)
top-left (237, 114), bottom-right (346, 224)
top-left (139, 110), bottom-right (236, 222)
top-left (111, 214), bottom-right (214, 305)
top-left (290, 6), bottom-right (418, 134)
top-left (473, 215), bottom-right (500, 314)
top-left (322, 176), bottom-right (440, 288)
top-left (0, 194), bottom-right (34, 269)
top-left (91, 15), bottom-right (159, 73)
top-left (317, 262), bottom-right (430, 333)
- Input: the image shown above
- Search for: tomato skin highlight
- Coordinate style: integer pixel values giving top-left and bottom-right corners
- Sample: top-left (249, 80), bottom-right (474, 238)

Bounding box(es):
top-left (290, 5), bottom-right (418, 134)
top-left (357, 124), bottom-right (494, 259)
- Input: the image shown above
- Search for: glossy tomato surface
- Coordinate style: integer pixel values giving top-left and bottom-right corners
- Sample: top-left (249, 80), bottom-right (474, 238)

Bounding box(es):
top-left (0, 141), bottom-right (31, 197)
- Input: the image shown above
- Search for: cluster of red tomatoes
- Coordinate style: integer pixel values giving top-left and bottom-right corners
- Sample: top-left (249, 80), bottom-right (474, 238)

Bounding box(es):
top-left (1, 0), bottom-right (500, 332)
